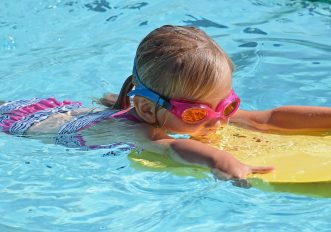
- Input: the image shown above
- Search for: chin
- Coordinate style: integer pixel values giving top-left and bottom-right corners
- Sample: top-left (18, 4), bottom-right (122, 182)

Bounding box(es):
top-left (191, 131), bottom-right (213, 137)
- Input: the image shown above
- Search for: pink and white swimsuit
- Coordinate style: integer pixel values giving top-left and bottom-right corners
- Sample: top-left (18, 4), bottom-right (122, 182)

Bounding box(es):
top-left (0, 98), bottom-right (137, 150)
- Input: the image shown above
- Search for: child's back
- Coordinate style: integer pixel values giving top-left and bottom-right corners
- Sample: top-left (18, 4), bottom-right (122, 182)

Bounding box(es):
top-left (0, 98), bottom-right (145, 149)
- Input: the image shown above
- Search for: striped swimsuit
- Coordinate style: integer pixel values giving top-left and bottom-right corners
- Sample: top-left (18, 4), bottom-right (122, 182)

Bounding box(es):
top-left (0, 98), bottom-right (136, 151)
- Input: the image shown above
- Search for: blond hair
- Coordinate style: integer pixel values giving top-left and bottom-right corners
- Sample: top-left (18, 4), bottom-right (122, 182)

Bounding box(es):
top-left (101, 25), bottom-right (234, 109)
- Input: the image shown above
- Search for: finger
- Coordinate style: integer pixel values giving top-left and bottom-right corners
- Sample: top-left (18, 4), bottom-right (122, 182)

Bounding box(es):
top-left (211, 168), bottom-right (231, 180)
top-left (251, 166), bottom-right (274, 174)
top-left (231, 178), bottom-right (251, 188)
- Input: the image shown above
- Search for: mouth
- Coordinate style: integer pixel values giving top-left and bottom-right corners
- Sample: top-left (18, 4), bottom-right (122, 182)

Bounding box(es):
top-left (206, 128), bottom-right (218, 133)
top-left (195, 129), bottom-right (216, 137)
top-left (191, 130), bottom-right (222, 143)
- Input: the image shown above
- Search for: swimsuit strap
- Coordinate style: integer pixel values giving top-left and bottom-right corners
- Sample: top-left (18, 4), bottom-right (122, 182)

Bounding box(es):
top-left (111, 108), bottom-right (141, 122)
top-left (54, 109), bottom-right (138, 150)
top-left (55, 109), bottom-right (117, 148)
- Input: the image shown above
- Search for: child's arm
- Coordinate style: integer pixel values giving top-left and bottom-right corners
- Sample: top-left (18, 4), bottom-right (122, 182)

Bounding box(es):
top-left (230, 106), bottom-right (331, 132)
top-left (148, 138), bottom-right (273, 179)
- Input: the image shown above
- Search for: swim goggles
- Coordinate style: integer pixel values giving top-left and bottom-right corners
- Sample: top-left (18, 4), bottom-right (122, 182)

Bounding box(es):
top-left (127, 62), bottom-right (240, 124)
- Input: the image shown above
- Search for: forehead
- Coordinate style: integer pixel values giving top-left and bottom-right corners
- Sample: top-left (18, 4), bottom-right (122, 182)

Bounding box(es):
top-left (199, 71), bottom-right (232, 107)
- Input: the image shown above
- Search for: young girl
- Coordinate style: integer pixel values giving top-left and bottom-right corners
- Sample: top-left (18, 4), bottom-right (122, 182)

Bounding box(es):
top-left (1, 25), bottom-right (330, 179)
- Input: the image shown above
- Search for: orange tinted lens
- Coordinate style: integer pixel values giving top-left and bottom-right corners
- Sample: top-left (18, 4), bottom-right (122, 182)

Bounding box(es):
top-left (182, 109), bottom-right (208, 123)
top-left (224, 102), bottom-right (238, 117)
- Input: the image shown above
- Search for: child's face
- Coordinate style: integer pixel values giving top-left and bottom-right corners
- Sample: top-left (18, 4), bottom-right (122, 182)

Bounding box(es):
top-left (157, 73), bottom-right (233, 136)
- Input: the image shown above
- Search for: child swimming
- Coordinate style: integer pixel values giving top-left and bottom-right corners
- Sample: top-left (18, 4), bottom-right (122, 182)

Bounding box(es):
top-left (1, 25), bottom-right (330, 179)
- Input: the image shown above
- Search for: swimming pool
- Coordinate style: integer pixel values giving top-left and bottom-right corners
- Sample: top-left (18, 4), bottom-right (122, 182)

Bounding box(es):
top-left (1, 0), bottom-right (331, 231)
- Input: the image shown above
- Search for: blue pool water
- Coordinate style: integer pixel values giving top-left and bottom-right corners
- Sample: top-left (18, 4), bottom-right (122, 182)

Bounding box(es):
top-left (1, 0), bottom-right (331, 231)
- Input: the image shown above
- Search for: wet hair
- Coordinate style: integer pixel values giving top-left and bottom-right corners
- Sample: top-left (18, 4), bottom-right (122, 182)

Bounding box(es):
top-left (100, 25), bottom-right (234, 109)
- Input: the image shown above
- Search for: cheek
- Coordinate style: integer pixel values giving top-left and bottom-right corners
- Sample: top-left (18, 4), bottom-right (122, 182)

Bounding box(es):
top-left (159, 111), bottom-right (202, 133)
top-left (170, 121), bottom-right (204, 135)
top-left (157, 109), bottom-right (172, 126)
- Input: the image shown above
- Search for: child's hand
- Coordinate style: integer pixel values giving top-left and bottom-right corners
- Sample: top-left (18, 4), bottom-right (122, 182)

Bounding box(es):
top-left (212, 161), bottom-right (274, 180)
top-left (165, 138), bottom-right (273, 180)
top-left (211, 150), bottom-right (274, 179)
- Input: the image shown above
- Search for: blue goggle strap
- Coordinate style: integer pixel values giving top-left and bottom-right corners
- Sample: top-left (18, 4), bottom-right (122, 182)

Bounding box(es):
top-left (127, 62), bottom-right (172, 110)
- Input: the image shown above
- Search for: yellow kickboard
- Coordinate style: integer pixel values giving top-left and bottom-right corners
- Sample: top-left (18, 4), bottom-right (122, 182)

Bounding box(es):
top-left (216, 125), bottom-right (331, 184)
top-left (216, 125), bottom-right (331, 197)
top-left (129, 125), bottom-right (331, 197)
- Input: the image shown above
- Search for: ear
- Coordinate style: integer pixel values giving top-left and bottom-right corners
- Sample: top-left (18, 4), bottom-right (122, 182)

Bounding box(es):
top-left (133, 96), bottom-right (157, 124)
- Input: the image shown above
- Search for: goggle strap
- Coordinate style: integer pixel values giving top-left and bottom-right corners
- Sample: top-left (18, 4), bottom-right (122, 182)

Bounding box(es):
top-left (128, 61), bottom-right (172, 110)
top-left (128, 89), bottom-right (171, 109)
top-left (157, 97), bottom-right (172, 110)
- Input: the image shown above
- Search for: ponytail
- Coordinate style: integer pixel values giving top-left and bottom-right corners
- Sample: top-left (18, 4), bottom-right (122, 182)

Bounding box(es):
top-left (113, 75), bottom-right (134, 109)
top-left (97, 75), bottom-right (134, 110)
